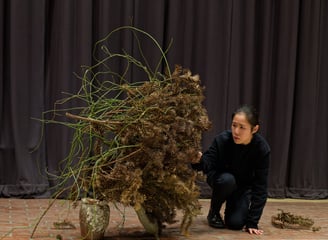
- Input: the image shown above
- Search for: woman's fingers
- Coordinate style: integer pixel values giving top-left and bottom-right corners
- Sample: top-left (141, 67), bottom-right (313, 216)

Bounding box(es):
top-left (247, 228), bottom-right (264, 235)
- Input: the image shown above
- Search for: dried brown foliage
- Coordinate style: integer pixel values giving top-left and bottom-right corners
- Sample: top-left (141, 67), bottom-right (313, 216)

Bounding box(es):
top-left (64, 65), bottom-right (211, 235)
top-left (271, 209), bottom-right (320, 232)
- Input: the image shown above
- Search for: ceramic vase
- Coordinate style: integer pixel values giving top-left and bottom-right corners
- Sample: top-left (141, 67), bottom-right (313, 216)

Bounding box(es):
top-left (79, 198), bottom-right (110, 240)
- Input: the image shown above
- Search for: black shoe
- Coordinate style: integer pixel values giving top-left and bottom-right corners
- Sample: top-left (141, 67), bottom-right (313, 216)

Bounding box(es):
top-left (207, 213), bottom-right (225, 229)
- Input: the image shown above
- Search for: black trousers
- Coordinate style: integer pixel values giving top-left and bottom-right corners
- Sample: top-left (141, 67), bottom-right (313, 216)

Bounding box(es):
top-left (207, 172), bottom-right (250, 230)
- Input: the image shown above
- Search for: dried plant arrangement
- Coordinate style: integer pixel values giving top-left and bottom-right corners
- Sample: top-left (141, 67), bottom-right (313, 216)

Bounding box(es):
top-left (34, 26), bottom-right (211, 239)
top-left (271, 209), bottom-right (321, 232)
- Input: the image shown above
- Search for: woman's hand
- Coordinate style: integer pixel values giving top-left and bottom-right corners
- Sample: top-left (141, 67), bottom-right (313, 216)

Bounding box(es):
top-left (191, 151), bottom-right (202, 164)
top-left (246, 228), bottom-right (264, 235)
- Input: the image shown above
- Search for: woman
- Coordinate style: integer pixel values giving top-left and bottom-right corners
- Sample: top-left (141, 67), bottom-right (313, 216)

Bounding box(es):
top-left (191, 105), bottom-right (270, 235)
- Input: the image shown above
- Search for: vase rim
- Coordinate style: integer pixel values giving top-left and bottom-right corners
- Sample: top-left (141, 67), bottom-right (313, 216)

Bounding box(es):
top-left (81, 197), bottom-right (108, 206)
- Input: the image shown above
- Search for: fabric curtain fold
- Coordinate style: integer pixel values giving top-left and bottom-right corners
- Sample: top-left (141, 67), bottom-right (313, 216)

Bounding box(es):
top-left (0, 0), bottom-right (327, 199)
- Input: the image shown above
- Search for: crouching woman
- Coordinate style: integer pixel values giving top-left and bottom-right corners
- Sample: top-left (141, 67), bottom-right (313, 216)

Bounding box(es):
top-left (191, 105), bottom-right (270, 235)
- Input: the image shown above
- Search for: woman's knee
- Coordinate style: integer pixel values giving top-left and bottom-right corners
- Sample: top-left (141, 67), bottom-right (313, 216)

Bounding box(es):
top-left (224, 216), bottom-right (245, 230)
top-left (212, 172), bottom-right (236, 190)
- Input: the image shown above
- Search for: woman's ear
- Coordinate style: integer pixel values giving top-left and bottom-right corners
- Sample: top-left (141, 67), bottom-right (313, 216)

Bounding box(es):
top-left (252, 125), bottom-right (259, 134)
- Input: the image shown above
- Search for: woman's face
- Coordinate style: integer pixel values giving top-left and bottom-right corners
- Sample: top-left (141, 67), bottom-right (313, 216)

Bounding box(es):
top-left (231, 112), bottom-right (258, 145)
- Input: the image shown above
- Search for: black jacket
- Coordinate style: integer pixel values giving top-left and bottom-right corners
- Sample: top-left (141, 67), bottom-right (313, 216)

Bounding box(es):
top-left (192, 130), bottom-right (270, 229)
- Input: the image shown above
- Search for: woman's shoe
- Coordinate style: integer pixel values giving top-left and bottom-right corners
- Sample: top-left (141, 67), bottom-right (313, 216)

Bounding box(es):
top-left (207, 213), bottom-right (225, 228)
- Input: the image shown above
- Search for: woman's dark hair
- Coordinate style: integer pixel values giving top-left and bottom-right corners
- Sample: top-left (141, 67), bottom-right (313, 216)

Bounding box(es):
top-left (232, 104), bottom-right (259, 128)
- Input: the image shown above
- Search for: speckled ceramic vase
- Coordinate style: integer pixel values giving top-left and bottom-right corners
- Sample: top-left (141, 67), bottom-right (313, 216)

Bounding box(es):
top-left (79, 198), bottom-right (110, 240)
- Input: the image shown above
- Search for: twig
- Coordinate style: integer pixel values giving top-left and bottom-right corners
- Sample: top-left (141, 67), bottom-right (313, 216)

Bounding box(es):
top-left (30, 189), bottom-right (66, 238)
top-left (0, 226), bottom-right (31, 240)
top-left (65, 112), bottom-right (108, 125)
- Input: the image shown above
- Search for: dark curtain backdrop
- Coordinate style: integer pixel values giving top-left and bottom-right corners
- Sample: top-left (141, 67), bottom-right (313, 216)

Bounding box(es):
top-left (0, 0), bottom-right (327, 199)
